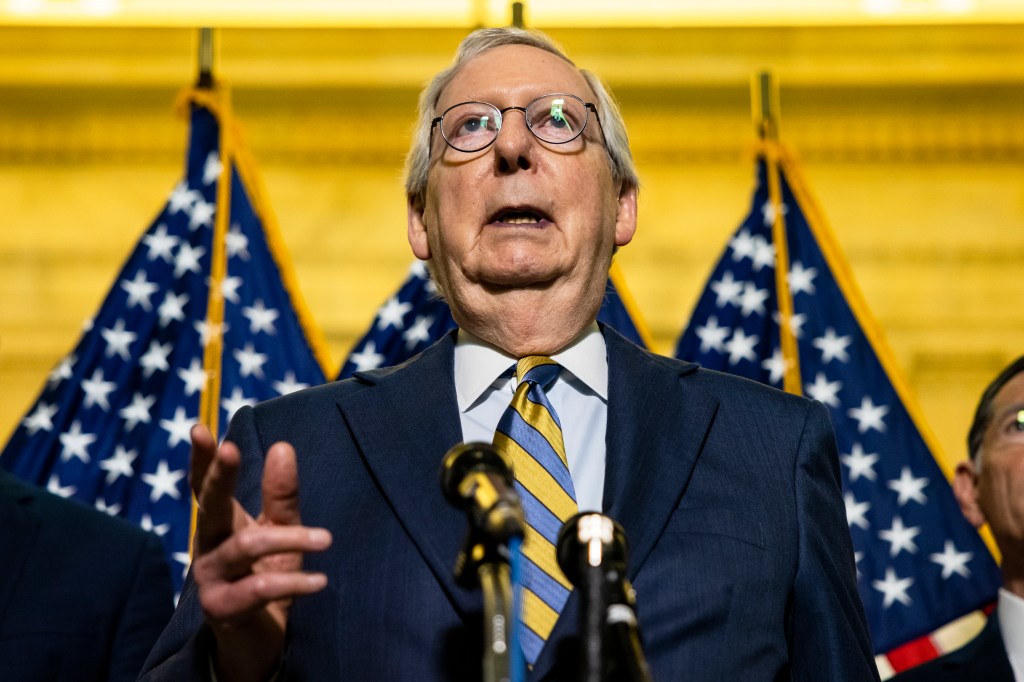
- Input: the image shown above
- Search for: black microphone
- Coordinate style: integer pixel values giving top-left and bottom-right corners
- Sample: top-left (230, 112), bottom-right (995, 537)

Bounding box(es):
top-left (557, 512), bottom-right (653, 682)
top-left (441, 442), bottom-right (525, 544)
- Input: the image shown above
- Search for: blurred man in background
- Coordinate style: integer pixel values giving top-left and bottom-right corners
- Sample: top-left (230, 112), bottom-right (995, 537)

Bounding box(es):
top-left (894, 355), bottom-right (1024, 681)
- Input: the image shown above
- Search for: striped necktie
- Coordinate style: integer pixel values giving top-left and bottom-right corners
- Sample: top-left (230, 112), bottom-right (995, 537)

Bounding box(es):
top-left (493, 355), bottom-right (578, 666)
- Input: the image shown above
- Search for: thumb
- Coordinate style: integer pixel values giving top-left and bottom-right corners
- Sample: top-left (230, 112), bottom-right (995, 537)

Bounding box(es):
top-left (262, 441), bottom-right (301, 526)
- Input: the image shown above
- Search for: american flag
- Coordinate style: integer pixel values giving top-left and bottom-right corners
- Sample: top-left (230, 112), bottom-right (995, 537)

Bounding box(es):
top-left (674, 141), bottom-right (1001, 674)
top-left (0, 88), bottom-right (330, 595)
top-left (339, 260), bottom-right (650, 378)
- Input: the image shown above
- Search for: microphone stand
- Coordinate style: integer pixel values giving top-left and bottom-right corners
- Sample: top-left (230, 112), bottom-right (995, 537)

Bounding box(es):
top-left (441, 443), bottom-right (526, 682)
top-left (455, 535), bottom-right (514, 682)
top-left (579, 558), bottom-right (606, 682)
top-left (480, 552), bottom-right (513, 682)
top-left (605, 602), bottom-right (651, 682)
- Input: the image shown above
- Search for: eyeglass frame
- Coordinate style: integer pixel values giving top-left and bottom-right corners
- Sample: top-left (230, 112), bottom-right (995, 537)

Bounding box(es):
top-left (429, 92), bottom-right (602, 156)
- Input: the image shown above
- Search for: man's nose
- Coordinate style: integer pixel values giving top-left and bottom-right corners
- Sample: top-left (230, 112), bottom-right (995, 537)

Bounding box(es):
top-left (493, 108), bottom-right (534, 172)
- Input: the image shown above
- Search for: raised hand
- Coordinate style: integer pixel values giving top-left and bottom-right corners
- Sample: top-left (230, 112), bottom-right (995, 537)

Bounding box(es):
top-left (187, 424), bottom-right (332, 682)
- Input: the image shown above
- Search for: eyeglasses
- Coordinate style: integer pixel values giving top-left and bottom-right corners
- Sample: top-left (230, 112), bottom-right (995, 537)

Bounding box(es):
top-left (430, 93), bottom-right (600, 154)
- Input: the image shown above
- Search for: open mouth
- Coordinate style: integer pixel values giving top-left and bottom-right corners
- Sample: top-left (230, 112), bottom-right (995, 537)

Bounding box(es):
top-left (489, 207), bottom-right (552, 226)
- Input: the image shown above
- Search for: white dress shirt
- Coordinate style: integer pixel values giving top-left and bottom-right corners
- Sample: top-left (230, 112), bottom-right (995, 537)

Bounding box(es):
top-left (453, 325), bottom-right (608, 512)
top-left (998, 587), bottom-right (1024, 680)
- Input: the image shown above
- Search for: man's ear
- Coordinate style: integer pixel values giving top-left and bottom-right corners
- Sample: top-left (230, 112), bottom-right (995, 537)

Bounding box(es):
top-left (953, 460), bottom-right (987, 529)
top-left (407, 193), bottom-right (431, 260)
top-left (614, 182), bottom-right (638, 247)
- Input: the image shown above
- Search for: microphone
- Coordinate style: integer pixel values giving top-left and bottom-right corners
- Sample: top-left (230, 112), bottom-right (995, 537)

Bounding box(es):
top-left (442, 443), bottom-right (523, 680)
top-left (441, 442), bottom-right (525, 544)
top-left (557, 512), bottom-right (653, 682)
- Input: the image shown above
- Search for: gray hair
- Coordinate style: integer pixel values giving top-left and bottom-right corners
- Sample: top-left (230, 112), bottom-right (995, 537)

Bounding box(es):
top-left (404, 27), bottom-right (639, 202)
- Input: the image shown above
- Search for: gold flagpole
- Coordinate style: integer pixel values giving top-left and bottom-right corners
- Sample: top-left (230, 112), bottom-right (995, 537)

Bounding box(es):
top-left (192, 26), bottom-right (232, 556)
top-left (511, 2), bottom-right (525, 28)
top-left (753, 70), bottom-right (802, 395)
top-left (196, 27), bottom-right (214, 89)
top-left (196, 28), bottom-right (230, 444)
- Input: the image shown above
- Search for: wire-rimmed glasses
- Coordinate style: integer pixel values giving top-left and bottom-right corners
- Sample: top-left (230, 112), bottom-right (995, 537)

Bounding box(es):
top-left (430, 93), bottom-right (600, 154)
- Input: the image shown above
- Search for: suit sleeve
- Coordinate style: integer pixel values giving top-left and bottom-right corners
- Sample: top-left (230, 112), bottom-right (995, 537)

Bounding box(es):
top-left (789, 400), bottom-right (880, 682)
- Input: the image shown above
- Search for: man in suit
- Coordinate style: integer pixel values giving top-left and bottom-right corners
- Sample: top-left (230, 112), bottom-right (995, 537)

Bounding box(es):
top-left (892, 356), bottom-right (1024, 682)
top-left (0, 468), bottom-right (174, 681)
top-left (141, 27), bottom-right (878, 680)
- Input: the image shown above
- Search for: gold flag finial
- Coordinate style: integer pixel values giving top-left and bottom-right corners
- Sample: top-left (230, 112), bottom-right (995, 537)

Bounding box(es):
top-left (752, 70), bottom-right (780, 141)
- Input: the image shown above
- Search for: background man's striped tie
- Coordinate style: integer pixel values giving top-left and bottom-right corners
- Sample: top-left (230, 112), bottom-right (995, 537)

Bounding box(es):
top-left (493, 355), bottom-right (578, 666)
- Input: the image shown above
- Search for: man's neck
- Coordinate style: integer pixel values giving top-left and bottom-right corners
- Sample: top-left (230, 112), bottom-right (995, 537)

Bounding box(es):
top-left (453, 286), bottom-right (601, 357)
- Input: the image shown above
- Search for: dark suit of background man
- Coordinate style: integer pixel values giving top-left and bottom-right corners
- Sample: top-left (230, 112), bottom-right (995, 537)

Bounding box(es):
top-left (893, 356), bottom-right (1024, 682)
top-left (0, 469), bottom-right (174, 681)
top-left (141, 27), bottom-right (879, 681)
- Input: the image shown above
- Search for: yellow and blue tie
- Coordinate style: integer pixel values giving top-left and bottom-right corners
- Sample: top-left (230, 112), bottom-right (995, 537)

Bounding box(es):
top-left (493, 356), bottom-right (578, 666)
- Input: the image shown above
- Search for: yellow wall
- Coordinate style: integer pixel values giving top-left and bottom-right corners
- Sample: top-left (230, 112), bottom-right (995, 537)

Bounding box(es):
top-left (1, 24), bottom-right (1022, 476)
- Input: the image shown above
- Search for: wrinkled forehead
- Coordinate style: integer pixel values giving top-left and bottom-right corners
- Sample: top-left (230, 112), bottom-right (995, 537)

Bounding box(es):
top-left (436, 44), bottom-right (595, 112)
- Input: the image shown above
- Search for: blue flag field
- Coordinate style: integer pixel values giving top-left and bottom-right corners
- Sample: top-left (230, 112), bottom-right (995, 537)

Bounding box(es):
top-left (1, 87), bottom-right (331, 595)
top-left (675, 140), bottom-right (1001, 672)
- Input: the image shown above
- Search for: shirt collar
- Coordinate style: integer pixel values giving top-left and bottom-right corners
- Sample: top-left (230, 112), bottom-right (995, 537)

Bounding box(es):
top-left (454, 323), bottom-right (608, 412)
top-left (998, 587), bottom-right (1024, 657)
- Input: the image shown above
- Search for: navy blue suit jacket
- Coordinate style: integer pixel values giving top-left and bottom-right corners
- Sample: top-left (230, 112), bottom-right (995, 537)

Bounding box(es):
top-left (142, 328), bottom-right (878, 680)
top-left (0, 470), bottom-right (174, 682)
top-left (890, 613), bottom-right (1014, 682)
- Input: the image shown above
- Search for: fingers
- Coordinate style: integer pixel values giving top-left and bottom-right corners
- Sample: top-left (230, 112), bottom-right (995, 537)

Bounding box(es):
top-left (200, 526), bottom-right (332, 581)
top-left (185, 429), bottom-right (331, 651)
top-left (200, 570), bottom-right (328, 623)
top-left (195, 438), bottom-right (243, 554)
top-left (193, 525), bottom-right (332, 622)
top-left (189, 423), bottom-right (217, 498)
top-left (262, 441), bottom-right (302, 526)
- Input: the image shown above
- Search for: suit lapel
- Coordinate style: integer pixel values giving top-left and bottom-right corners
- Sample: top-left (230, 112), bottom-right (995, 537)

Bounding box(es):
top-left (336, 335), bottom-right (478, 618)
top-left (601, 328), bottom-right (718, 577)
top-left (533, 328), bottom-right (719, 678)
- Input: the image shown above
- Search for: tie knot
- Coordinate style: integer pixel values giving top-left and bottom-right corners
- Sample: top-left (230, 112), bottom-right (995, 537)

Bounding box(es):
top-left (516, 355), bottom-right (560, 390)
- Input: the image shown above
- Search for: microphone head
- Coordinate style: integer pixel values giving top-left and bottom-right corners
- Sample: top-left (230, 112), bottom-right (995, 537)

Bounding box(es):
top-left (556, 512), bottom-right (629, 586)
top-left (440, 441), bottom-right (514, 507)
